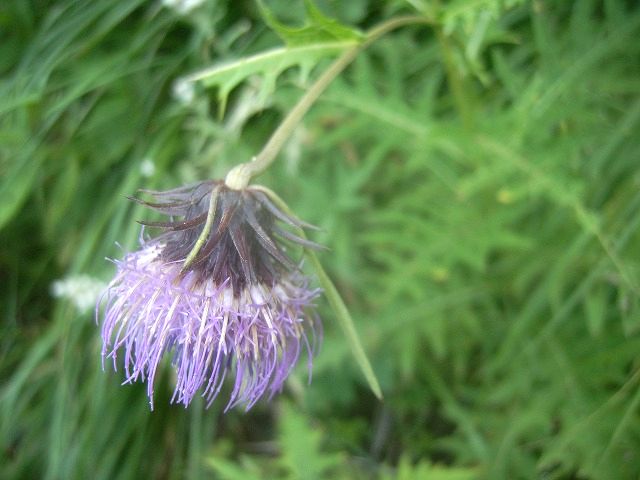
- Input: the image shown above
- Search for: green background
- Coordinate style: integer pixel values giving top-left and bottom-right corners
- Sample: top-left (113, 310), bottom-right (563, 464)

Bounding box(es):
top-left (2, 0), bottom-right (640, 478)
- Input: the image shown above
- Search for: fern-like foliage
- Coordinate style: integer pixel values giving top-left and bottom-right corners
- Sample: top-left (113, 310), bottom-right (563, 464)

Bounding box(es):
top-left (179, 0), bottom-right (360, 115)
top-left (2, 1), bottom-right (640, 479)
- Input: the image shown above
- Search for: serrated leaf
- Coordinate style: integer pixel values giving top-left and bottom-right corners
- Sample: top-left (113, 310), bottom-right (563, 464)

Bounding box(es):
top-left (182, 0), bottom-right (362, 116)
top-left (441, 0), bottom-right (526, 34)
top-left (206, 456), bottom-right (262, 480)
top-left (258, 0), bottom-right (362, 46)
top-left (278, 402), bottom-right (342, 479)
top-left (182, 41), bottom-right (355, 116)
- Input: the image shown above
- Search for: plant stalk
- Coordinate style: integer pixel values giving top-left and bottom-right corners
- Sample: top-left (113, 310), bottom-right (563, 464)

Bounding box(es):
top-left (225, 15), bottom-right (431, 188)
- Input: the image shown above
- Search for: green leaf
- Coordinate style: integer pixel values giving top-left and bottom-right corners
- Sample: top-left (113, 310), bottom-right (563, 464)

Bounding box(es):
top-left (278, 402), bottom-right (342, 479)
top-left (254, 186), bottom-right (383, 400)
top-left (0, 152), bottom-right (43, 231)
top-left (183, 41), bottom-right (354, 116)
top-left (584, 284), bottom-right (608, 337)
top-left (440, 0), bottom-right (527, 33)
top-left (206, 456), bottom-right (263, 480)
top-left (258, 0), bottom-right (362, 46)
top-left (182, 0), bottom-right (362, 116)
top-left (307, 249), bottom-right (383, 400)
top-left (384, 455), bottom-right (479, 480)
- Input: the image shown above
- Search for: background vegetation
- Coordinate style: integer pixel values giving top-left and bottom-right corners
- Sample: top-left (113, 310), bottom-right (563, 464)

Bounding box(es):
top-left (2, 0), bottom-right (640, 478)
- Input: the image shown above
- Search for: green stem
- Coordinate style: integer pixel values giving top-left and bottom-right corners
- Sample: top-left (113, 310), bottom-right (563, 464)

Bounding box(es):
top-left (255, 186), bottom-right (383, 400)
top-left (225, 15), bottom-right (431, 189)
top-left (431, 0), bottom-right (474, 129)
top-left (435, 26), bottom-right (474, 129)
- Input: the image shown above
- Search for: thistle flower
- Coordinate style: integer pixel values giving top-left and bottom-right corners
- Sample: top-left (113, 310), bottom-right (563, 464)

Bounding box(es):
top-left (98, 181), bottom-right (323, 410)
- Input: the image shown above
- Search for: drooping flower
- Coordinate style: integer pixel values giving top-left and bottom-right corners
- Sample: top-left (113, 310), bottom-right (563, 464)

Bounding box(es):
top-left (98, 181), bottom-right (323, 410)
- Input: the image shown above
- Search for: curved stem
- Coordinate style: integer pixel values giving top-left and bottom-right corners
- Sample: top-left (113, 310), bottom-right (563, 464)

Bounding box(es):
top-left (256, 185), bottom-right (383, 400)
top-left (225, 15), bottom-right (431, 189)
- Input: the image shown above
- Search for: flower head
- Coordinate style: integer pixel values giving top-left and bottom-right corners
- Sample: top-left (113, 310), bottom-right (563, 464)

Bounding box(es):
top-left (98, 181), bottom-right (322, 410)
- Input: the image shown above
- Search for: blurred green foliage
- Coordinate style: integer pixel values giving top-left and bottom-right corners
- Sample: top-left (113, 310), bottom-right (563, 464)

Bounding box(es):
top-left (2, 0), bottom-right (640, 478)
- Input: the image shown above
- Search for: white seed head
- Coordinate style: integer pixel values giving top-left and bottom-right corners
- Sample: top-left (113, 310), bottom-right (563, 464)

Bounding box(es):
top-left (51, 274), bottom-right (107, 313)
top-left (162, 0), bottom-right (206, 14)
top-left (172, 78), bottom-right (195, 105)
top-left (140, 157), bottom-right (156, 178)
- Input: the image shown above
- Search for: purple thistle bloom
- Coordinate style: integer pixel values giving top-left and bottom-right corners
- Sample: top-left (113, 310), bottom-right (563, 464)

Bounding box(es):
top-left (98, 181), bottom-right (322, 410)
